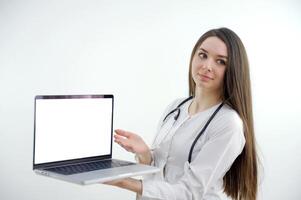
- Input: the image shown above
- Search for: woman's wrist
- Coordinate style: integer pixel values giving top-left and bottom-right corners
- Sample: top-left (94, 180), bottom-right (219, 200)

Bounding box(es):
top-left (137, 150), bottom-right (152, 165)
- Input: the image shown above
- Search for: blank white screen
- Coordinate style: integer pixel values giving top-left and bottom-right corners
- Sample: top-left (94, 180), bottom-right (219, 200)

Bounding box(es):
top-left (34, 97), bottom-right (112, 164)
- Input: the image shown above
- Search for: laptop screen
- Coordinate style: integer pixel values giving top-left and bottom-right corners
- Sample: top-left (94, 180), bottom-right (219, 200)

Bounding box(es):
top-left (34, 95), bottom-right (113, 165)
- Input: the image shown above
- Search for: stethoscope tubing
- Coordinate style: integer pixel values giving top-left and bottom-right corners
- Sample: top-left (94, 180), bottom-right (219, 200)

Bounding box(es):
top-left (161, 96), bottom-right (225, 163)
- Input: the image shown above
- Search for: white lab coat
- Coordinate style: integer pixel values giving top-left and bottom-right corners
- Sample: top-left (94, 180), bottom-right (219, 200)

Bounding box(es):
top-left (137, 98), bottom-right (245, 200)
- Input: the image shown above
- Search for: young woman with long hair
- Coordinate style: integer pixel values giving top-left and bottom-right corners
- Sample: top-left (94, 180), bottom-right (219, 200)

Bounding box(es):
top-left (105, 27), bottom-right (258, 200)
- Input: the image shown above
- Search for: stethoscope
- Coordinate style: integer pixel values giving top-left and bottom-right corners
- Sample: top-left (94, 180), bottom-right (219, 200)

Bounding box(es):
top-left (161, 96), bottom-right (225, 163)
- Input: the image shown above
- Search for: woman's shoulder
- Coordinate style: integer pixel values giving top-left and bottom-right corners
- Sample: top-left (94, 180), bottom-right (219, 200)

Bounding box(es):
top-left (220, 104), bottom-right (242, 122)
top-left (158, 97), bottom-right (190, 120)
top-left (155, 97), bottom-right (188, 128)
top-left (209, 104), bottom-right (246, 148)
top-left (211, 104), bottom-right (244, 134)
top-left (165, 97), bottom-right (190, 110)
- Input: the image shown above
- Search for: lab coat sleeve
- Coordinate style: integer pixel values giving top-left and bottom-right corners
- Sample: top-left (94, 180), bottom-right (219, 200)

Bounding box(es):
top-left (140, 112), bottom-right (246, 200)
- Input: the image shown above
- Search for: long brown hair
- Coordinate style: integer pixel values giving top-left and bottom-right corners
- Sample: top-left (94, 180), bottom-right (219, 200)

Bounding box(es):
top-left (189, 28), bottom-right (258, 200)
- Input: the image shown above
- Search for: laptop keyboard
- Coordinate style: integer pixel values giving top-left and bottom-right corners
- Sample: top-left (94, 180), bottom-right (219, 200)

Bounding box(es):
top-left (45, 160), bottom-right (135, 175)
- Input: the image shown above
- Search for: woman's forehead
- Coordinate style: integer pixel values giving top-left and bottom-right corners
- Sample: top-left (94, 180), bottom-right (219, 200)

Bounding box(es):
top-left (199, 36), bottom-right (228, 57)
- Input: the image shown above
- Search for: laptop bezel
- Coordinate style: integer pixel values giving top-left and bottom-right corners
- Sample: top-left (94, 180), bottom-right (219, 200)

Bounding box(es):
top-left (33, 94), bottom-right (114, 170)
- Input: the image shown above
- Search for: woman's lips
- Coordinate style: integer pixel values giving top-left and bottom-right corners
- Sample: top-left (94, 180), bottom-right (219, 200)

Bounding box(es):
top-left (199, 74), bottom-right (213, 80)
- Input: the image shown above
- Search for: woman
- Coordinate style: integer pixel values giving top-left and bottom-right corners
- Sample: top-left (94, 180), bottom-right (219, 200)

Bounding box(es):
top-left (106, 27), bottom-right (258, 200)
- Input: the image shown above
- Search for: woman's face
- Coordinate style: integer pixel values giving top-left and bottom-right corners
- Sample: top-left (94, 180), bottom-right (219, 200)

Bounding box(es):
top-left (191, 36), bottom-right (228, 93)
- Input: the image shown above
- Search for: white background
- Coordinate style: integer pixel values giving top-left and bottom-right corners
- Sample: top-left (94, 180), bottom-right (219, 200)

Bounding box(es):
top-left (0, 0), bottom-right (300, 199)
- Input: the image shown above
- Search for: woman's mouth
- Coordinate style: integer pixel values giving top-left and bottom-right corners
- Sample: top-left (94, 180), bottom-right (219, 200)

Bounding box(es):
top-left (199, 74), bottom-right (213, 80)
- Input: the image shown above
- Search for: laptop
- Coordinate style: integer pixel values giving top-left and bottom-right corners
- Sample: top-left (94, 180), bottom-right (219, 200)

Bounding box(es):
top-left (33, 94), bottom-right (159, 185)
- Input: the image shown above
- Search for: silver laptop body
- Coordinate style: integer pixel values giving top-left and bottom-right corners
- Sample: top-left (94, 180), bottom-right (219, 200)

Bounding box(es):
top-left (33, 94), bottom-right (159, 185)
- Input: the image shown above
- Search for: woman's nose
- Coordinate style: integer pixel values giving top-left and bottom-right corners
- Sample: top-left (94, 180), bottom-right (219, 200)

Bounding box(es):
top-left (201, 60), bottom-right (213, 72)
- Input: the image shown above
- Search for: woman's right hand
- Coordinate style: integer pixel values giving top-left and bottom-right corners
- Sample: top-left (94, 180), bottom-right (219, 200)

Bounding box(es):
top-left (114, 129), bottom-right (152, 165)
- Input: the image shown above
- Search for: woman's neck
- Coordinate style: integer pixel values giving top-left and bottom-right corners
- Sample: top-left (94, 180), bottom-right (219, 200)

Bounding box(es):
top-left (189, 89), bottom-right (222, 116)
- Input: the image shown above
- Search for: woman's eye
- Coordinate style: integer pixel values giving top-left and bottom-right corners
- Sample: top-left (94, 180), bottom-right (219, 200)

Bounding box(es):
top-left (217, 59), bottom-right (226, 65)
top-left (198, 52), bottom-right (207, 59)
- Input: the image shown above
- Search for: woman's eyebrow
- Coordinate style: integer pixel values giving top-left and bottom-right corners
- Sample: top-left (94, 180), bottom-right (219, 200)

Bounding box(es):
top-left (217, 55), bottom-right (228, 59)
top-left (199, 48), bottom-right (208, 53)
top-left (199, 47), bottom-right (227, 59)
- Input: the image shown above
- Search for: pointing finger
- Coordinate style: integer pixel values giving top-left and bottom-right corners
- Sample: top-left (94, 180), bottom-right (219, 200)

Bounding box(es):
top-left (115, 129), bottom-right (131, 138)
